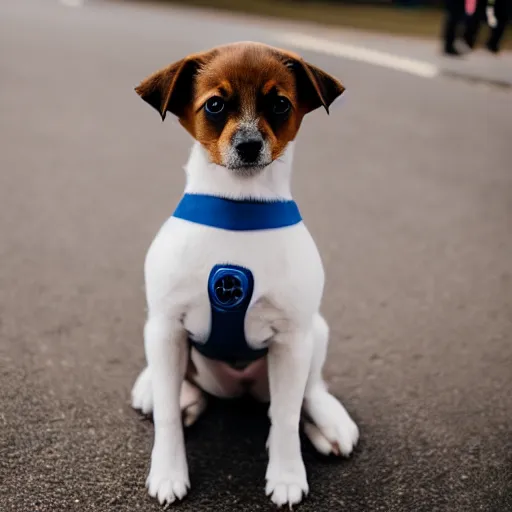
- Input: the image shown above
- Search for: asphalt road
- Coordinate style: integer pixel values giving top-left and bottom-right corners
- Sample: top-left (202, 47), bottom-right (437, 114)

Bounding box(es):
top-left (1, 1), bottom-right (511, 511)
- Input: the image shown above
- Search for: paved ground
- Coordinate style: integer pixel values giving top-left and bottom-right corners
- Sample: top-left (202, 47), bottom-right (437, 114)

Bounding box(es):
top-left (1, 1), bottom-right (511, 511)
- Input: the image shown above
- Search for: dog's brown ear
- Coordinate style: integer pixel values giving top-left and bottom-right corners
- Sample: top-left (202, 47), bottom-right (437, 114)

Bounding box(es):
top-left (287, 58), bottom-right (345, 114)
top-left (135, 55), bottom-right (206, 121)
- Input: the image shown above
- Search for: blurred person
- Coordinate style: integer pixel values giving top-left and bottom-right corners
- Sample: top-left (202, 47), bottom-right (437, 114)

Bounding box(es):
top-left (464, 0), bottom-right (510, 53)
top-left (443, 0), bottom-right (469, 55)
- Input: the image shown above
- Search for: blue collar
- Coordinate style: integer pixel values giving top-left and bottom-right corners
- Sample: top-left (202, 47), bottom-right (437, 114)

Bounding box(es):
top-left (172, 193), bottom-right (302, 231)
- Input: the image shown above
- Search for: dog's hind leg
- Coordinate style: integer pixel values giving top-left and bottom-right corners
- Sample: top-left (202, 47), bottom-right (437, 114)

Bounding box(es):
top-left (180, 378), bottom-right (208, 427)
top-left (302, 314), bottom-right (359, 456)
top-left (131, 366), bottom-right (154, 415)
top-left (131, 366), bottom-right (207, 427)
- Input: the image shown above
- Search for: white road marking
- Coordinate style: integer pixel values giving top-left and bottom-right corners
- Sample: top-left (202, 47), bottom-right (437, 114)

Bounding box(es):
top-left (278, 33), bottom-right (439, 79)
top-left (60, 0), bottom-right (84, 7)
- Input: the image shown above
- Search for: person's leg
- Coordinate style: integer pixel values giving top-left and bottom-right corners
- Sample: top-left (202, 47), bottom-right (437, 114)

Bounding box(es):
top-left (444, 0), bottom-right (468, 54)
top-left (487, 0), bottom-right (510, 52)
top-left (444, 0), bottom-right (461, 53)
top-left (464, 0), bottom-right (487, 48)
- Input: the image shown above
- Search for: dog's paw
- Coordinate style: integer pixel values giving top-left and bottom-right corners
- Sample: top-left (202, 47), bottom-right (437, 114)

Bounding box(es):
top-left (265, 476), bottom-right (309, 507)
top-left (146, 473), bottom-right (190, 506)
top-left (265, 444), bottom-right (308, 508)
top-left (303, 392), bottom-right (359, 457)
top-left (146, 452), bottom-right (190, 507)
top-left (131, 366), bottom-right (153, 414)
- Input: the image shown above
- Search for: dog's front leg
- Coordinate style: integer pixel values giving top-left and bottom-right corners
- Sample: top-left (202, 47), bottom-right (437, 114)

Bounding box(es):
top-left (144, 314), bottom-right (190, 506)
top-left (265, 326), bottom-right (314, 507)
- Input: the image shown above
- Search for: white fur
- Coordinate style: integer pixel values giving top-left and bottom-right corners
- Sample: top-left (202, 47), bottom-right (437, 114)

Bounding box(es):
top-left (132, 141), bottom-right (359, 507)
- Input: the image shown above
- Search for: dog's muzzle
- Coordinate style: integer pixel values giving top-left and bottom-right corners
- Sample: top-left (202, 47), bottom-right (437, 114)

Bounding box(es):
top-left (235, 138), bottom-right (263, 165)
top-left (226, 126), bottom-right (270, 171)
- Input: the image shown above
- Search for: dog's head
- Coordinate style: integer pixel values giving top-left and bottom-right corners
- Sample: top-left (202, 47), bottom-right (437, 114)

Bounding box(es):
top-left (135, 42), bottom-right (344, 174)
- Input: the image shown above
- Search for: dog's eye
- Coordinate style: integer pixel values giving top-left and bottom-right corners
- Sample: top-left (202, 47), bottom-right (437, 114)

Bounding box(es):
top-left (204, 96), bottom-right (225, 116)
top-left (272, 97), bottom-right (291, 115)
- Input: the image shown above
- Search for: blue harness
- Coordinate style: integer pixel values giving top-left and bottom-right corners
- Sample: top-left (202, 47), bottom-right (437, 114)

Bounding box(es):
top-left (172, 193), bottom-right (302, 365)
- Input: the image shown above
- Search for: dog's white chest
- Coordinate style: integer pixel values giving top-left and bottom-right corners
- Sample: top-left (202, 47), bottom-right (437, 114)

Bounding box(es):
top-left (145, 216), bottom-right (325, 341)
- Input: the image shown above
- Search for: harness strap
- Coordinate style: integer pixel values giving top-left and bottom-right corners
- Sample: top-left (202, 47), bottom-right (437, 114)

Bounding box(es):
top-left (189, 265), bottom-right (268, 363)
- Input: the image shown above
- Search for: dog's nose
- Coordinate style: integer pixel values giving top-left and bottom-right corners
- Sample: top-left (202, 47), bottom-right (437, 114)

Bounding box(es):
top-left (236, 139), bottom-right (263, 164)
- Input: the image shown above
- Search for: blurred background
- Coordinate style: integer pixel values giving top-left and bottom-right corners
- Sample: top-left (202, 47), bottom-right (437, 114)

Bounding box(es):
top-left (1, 0), bottom-right (511, 511)
top-left (150, 0), bottom-right (512, 49)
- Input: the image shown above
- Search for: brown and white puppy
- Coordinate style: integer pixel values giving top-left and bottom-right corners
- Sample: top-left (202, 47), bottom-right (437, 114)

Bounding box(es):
top-left (131, 42), bottom-right (359, 508)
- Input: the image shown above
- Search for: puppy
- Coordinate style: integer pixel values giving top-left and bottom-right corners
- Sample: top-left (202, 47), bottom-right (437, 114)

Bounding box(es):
top-left (131, 41), bottom-right (359, 507)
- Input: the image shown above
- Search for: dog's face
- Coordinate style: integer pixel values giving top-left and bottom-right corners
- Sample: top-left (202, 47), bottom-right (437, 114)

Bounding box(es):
top-left (136, 42), bottom-right (344, 174)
